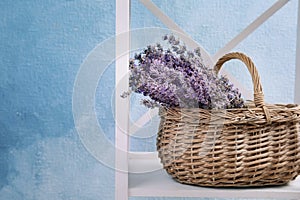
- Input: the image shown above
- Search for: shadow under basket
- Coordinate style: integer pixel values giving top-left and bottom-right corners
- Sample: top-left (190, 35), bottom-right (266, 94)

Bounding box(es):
top-left (156, 52), bottom-right (300, 187)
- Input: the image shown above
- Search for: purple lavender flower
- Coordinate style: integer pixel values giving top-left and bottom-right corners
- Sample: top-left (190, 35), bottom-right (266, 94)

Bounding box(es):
top-left (122, 34), bottom-right (244, 109)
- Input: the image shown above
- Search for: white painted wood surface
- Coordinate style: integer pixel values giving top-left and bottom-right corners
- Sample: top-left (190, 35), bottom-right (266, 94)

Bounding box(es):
top-left (115, 0), bottom-right (130, 200)
top-left (129, 152), bottom-right (300, 199)
top-left (295, 0), bottom-right (300, 104)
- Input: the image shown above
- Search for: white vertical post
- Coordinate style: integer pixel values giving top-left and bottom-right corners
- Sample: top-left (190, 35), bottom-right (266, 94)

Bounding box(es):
top-left (295, 0), bottom-right (300, 104)
top-left (115, 0), bottom-right (130, 200)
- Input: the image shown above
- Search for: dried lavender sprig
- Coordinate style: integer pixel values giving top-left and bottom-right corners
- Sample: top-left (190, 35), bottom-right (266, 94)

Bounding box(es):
top-left (123, 34), bottom-right (244, 109)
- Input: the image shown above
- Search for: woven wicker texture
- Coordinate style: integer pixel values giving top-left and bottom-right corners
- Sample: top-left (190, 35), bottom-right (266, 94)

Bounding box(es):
top-left (157, 52), bottom-right (300, 187)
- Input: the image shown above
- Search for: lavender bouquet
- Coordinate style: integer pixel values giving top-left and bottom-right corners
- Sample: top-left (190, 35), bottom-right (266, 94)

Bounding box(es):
top-left (122, 35), bottom-right (244, 109)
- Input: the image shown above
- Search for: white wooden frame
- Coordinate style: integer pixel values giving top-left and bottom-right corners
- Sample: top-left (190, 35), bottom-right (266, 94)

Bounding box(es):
top-left (295, 0), bottom-right (300, 104)
top-left (115, 0), bottom-right (300, 199)
top-left (115, 1), bottom-right (130, 200)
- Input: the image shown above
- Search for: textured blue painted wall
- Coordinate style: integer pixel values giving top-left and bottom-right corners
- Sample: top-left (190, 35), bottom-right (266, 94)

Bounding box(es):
top-left (0, 0), bottom-right (115, 199)
top-left (0, 0), bottom-right (298, 200)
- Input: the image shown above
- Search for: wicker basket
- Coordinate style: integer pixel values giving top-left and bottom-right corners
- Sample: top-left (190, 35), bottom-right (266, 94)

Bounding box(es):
top-left (157, 52), bottom-right (300, 187)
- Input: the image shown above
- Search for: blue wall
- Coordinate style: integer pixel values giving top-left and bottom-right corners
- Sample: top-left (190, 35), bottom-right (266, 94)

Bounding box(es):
top-left (0, 0), bottom-right (115, 199)
top-left (0, 0), bottom-right (298, 199)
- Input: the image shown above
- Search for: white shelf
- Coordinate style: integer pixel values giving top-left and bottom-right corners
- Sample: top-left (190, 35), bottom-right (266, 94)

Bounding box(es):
top-left (128, 152), bottom-right (300, 199)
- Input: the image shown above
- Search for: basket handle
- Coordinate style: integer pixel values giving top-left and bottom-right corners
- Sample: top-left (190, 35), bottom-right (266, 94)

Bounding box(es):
top-left (214, 52), bottom-right (271, 123)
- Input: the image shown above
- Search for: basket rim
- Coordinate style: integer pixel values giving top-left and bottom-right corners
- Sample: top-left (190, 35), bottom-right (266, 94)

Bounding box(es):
top-left (159, 102), bottom-right (300, 112)
top-left (158, 102), bottom-right (300, 125)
